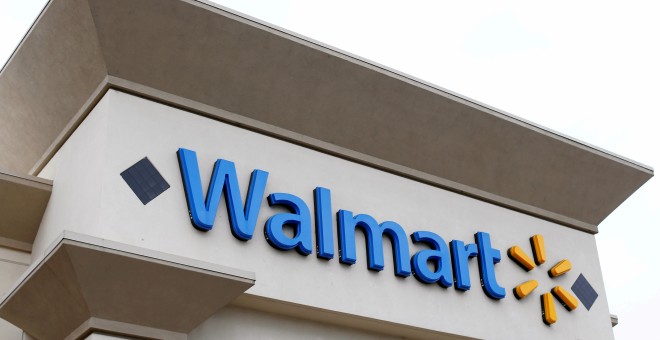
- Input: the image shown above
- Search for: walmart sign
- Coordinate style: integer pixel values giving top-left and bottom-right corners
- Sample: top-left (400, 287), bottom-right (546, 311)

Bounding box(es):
top-left (177, 148), bottom-right (507, 300)
top-left (174, 147), bottom-right (596, 325)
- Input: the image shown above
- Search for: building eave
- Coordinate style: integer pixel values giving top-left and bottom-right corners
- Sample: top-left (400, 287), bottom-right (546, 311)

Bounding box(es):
top-left (0, 0), bottom-right (652, 234)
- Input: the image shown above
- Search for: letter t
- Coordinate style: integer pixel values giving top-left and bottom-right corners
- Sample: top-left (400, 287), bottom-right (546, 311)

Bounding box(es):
top-left (475, 232), bottom-right (506, 299)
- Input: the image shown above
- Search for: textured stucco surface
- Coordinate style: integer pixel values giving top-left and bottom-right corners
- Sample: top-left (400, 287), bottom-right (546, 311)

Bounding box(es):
top-left (0, 0), bottom-right (651, 234)
top-left (32, 91), bottom-right (615, 339)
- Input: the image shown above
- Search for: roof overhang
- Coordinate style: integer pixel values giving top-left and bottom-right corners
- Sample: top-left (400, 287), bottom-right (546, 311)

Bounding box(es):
top-left (0, 231), bottom-right (255, 339)
top-left (0, 170), bottom-right (52, 251)
top-left (0, 0), bottom-right (652, 233)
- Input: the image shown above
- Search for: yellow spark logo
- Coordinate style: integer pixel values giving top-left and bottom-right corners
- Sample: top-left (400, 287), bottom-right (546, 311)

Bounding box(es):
top-left (508, 234), bottom-right (579, 325)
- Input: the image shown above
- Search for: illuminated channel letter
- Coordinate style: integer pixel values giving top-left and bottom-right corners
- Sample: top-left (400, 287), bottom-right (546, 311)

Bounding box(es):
top-left (541, 292), bottom-right (557, 325)
top-left (265, 193), bottom-right (313, 255)
top-left (314, 187), bottom-right (334, 259)
top-left (530, 234), bottom-right (546, 265)
top-left (177, 148), bottom-right (268, 239)
top-left (337, 210), bottom-right (411, 277)
top-left (450, 240), bottom-right (478, 291)
top-left (548, 259), bottom-right (572, 277)
top-left (551, 286), bottom-right (579, 311)
top-left (475, 232), bottom-right (506, 299)
top-left (513, 280), bottom-right (538, 299)
top-left (410, 231), bottom-right (453, 287)
top-left (507, 246), bottom-right (535, 271)
top-left (510, 234), bottom-right (578, 325)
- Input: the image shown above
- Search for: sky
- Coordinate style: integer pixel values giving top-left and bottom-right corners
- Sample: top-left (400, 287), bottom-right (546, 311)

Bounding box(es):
top-left (1, 0), bottom-right (658, 338)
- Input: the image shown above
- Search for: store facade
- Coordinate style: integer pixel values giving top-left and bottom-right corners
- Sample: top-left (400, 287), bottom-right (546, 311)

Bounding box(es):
top-left (0, 1), bottom-right (652, 339)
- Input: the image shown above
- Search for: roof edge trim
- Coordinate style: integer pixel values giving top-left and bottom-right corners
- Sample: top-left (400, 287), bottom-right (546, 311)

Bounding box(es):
top-left (29, 76), bottom-right (600, 234)
top-left (192, 0), bottom-right (653, 174)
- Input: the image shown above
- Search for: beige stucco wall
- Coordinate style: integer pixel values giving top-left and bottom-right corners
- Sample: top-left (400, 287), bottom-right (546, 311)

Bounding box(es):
top-left (31, 90), bottom-right (614, 339)
top-left (191, 305), bottom-right (400, 340)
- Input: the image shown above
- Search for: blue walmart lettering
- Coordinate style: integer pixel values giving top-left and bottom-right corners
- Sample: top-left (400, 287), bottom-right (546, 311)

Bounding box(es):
top-left (177, 148), bottom-right (506, 299)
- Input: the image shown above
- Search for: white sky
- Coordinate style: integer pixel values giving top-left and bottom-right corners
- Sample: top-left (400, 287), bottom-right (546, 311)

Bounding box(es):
top-left (1, 1), bottom-right (658, 338)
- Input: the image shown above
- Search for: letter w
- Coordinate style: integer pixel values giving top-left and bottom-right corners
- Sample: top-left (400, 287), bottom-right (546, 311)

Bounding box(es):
top-left (177, 148), bottom-right (269, 240)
